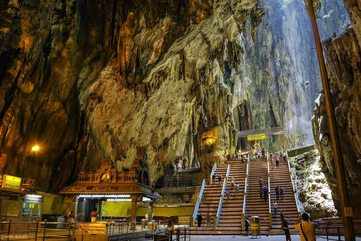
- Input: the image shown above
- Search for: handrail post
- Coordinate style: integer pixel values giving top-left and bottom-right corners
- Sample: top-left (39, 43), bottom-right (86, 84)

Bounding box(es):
top-left (35, 221), bottom-right (39, 241)
top-left (176, 229), bottom-right (180, 241)
top-left (7, 220), bottom-right (11, 241)
top-left (42, 221), bottom-right (46, 241)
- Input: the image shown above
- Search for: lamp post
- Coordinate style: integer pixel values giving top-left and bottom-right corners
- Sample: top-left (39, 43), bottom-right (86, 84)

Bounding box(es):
top-left (304, 1), bottom-right (354, 241)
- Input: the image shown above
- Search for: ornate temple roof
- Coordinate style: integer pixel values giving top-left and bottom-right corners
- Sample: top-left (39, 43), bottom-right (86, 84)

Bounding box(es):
top-left (60, 160), bottom-right (154, 198)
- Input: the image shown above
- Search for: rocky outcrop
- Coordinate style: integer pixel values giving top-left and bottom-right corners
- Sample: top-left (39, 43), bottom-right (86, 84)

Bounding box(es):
top-left (0, 0), bottom-right (262, 191)
top-left (312, 1), bottom-right (361, 217)
top-left (290, 150), bottom-right (336, 219)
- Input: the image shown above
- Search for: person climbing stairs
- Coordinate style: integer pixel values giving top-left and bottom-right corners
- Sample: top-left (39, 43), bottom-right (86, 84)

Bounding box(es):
top-left (245, 158), bottom-right (271, 235)
top-left (269, 156), bottom-right (299, 234)
top-left (190, 158), bottom-right (246, 234)
top-left (217, 159), bottom-right (246, 234)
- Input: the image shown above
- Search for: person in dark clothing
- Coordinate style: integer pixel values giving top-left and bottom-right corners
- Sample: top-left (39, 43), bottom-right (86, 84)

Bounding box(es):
top-left (275, 186), bottom-right (280, 201)
top-left (259, 178), bottom-right (264, 198)
top-left (280, 187), bottom-right (284, 200)
top-left (281, 213), bottom-right (291, 241)
top-left (244, 216), bottom-right (250, 235)
top-left (225, 186), bottom-right (231, 199)
top-left (276, 157), bottom-right (280, 167)
top-left (196, 214), bottom-right (203, 227)
top-left (262, 185), bottom-right (268, 202)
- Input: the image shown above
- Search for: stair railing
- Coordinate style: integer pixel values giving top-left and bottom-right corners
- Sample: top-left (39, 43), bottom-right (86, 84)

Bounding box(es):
top-left (267, 153), bottom-right (272, 214)
top-left (286, 152), bottom-right (304, 213)
top-left (242, 154), bottom-right (250, 216)
top-left (210, 163), bottom-right (217, 184)
top-left (215, 164), bottom-right (230, 226)
top-left (192, 179), bottom-right (206, 223)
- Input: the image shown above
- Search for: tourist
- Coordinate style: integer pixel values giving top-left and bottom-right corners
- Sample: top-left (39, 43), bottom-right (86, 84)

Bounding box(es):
top-left (244, 216), bottom-right (250, 235)
top-left (213, 173), bottom-right (219, 184)
top-left (281, 213), bottom-right (291, 241)
top-left (262, 185), bottom-right (268, 202)
top-left (280, 187), bottom-right (284, 200)
top-left (177, 160), bottom-right (183, 171)
top-left (275, 186), bottom-right (280, 201)
top-left (218, 174), bottom-right (223, 184)
top-left (90, 209), bottom-right (97, 222)
top-left (235, 182), bottom-right (241, 192)
top-left (272, 201), bottom-right (279, 216)
top-left (66, 211), bottom-right (75, 227)
top-left (225, 186), bottom-right (231, 199)
top-left (294, 213), bottom-right (316, 241)
top-left (226, 154), bottom-right (231, 163)
top-left (259, 178), bottom-right (264, 198)
top-left (196, 214), bottom-right (203, 227)
top-left (276, 157), bottom-right (280, 167)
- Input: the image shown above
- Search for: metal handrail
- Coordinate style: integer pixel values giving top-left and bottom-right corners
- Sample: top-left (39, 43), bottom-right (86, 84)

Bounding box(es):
top-left (216, 164), bottom-right (230, 225)
top-left (192, 179), bottom-right (206, 222)
top-left (242, 154), bottom-right (250, 216)
top-left (210, 163), bottom-right (217, 184)
top-left (267, 154), bottom-right (272, 214)
top-left (287, 153), bottom-right (304, 213)
top-left (226, 163), bottom-right (231, 177)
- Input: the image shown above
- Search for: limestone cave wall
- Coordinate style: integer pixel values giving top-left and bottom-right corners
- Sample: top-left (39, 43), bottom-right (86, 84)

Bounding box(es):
top-left (0, 0), bottom-right (262, 191)
top-left (312, 0), bottom-right (361, 217)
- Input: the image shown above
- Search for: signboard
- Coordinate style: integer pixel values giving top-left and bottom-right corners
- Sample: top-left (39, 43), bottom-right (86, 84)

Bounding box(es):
top-left (246, 133), bottom-right (267, 141)
top-left (2, 175), bottom-right (21, 190)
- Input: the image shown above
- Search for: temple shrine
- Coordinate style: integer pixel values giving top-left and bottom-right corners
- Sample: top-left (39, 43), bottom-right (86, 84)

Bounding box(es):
top-left (61, 160), bottom-right (157, 229)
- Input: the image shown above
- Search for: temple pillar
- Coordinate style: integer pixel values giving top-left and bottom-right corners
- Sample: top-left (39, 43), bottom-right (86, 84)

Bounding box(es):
top-left (130, 194), bottom-right (138, 230)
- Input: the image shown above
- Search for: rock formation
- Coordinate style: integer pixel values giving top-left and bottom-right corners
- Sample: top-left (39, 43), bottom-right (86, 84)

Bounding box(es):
top-left (0, 0), bottom-right (263, 191)
top-left (290, 150), bottom-right (336, 219)
top-left (312, 0), bottom-right (361, 217)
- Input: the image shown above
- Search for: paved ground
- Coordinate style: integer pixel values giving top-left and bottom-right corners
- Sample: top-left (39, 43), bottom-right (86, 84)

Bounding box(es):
top-left (189, 235), bottom-right (361, 241)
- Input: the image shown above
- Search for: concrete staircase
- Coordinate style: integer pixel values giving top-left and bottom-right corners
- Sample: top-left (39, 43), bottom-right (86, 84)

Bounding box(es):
top-left (269, 159), bottom-right (299, 234)
top-left (190, 155), bottom-right (298, 235)
top-left (218, 160), bottom-right (246, 234)
top-left (190, 159), bottom-right (246, 234)
top-left (245, 158), bottom-right (271, 235)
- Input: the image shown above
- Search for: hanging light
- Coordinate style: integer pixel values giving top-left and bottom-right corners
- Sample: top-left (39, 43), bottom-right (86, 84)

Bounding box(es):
top-left (31, 144), bottom-right (41, 153)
